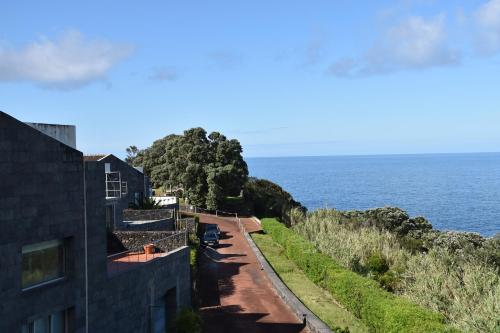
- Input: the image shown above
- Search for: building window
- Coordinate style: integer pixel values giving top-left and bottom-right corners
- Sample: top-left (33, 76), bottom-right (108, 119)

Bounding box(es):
top-left (105, 205), bottom-right (115, 230)
top-left (22, 239), bottom-right (66, 290)
top-left (121, 181), bottom-right (128, 195)
top-left (105, 172), bottom-right (122, 199)
top-left (21, 309), bottom-right (73, 333)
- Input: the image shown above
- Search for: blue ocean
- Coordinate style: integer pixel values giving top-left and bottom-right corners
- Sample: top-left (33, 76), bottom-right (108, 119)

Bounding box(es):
top-left (247, 153), bottom-right (500, 236)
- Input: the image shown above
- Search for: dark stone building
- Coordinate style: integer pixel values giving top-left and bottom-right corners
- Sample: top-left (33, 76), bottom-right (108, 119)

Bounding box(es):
top-left (83, 154), bottom-right (155, 230)
top-left (0, 111), bottom-right (190, 333)
top-left (0, 111), bottom-right (87, 332)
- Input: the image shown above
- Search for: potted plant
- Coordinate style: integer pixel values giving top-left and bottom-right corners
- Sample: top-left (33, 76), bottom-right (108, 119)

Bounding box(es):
top-left (143, 244), bottom-right (155, 254)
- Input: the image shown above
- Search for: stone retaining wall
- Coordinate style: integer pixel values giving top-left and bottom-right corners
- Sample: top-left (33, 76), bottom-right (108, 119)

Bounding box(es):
top-left (120, 219), bottom-right (175, 231)
top-left (112, 231), bottom-right (186, 253)
top-left (244, 230), bottom-right (333, 333)
top-left (177, 217), bottom-right (196, 235)
top-left (122, 209), bottom-right (174, 221)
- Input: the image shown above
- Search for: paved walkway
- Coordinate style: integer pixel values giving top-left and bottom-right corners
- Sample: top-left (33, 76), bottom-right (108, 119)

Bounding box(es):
top-left (198, 215), bottom-right (308, 333)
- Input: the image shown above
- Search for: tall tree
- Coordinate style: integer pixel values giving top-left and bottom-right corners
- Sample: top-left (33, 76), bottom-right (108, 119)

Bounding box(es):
top-left (125, 145), bottom-right (140, 165)
top-left (133, 127), bottom-right (248, 209)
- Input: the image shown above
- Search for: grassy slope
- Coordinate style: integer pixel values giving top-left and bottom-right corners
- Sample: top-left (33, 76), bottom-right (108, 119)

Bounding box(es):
top-left (252, 232), bottom-right (368, 333)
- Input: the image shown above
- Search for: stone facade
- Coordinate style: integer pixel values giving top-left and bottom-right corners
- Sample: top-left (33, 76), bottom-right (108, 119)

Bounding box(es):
top-left (85, 154), bottom-right (154, 230)
top-left (91, 247), bottom-right (191, 333)
top-left (0, 111), bottom-right (191, 333)
top-left (0, 111), bottom-right (87, 332)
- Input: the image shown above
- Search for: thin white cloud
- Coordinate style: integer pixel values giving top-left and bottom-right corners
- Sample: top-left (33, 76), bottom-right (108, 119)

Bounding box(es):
top-left (208, 51), bottom-right (242, 70)
top-left (326, 57), bottom-right (357, 77)
top-left (328, 15), bottom-right (460, 77)
top-left (301, 29), bottom-right (329, 67)
top-left (149, 67), bottom-right (178, 81)
top-left (0, 30), bottom-right (133, 89)
top-left (474, 0), bottom-right (500, 55)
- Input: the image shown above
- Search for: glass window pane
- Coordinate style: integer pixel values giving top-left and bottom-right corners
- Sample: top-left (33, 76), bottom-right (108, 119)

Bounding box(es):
top-left (50, 312), bottom-right (64, 333)
top-left (33, 317), bottom-right (48, 333)
top-left (22, 240), bottom-right (65, 289)
top-left (21, 324), bottom-right (30, 333)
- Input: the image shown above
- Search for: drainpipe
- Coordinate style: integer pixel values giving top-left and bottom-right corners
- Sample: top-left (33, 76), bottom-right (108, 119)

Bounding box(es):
top-left (83, 161), bottom-right (89, 333)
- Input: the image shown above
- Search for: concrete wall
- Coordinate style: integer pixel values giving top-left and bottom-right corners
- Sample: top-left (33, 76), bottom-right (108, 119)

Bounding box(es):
top-left (0, 112), bottom-right (86, 333)
top-left (89, 247), bottom-right (191, 333)
top-left (26, 122), bottom-right (77, 149)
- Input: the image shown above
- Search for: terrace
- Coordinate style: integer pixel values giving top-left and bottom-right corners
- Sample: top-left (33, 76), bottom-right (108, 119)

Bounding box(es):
top-left (107, 230), bottom-right (187, 275)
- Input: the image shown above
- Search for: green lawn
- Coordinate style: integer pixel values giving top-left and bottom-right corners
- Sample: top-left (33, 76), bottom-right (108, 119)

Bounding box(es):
top-left (252, 232), bottom-right (368, 333)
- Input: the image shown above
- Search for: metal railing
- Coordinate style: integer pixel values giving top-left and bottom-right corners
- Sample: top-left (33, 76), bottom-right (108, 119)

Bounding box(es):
top-left (153, 196), bottom-right (178, 206)
top-left (179, 204), bottom-right (246, 234)
top-left (176, 217), bottom-right (196, 233)
top-left (107, 230), bottom-right (188, 264)
top-left (179, 204), bottom-right (239, 219)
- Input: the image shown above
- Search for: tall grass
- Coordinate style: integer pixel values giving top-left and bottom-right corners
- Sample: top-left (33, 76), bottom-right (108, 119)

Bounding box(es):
top-left (294, 210), bottom-right (500, 333)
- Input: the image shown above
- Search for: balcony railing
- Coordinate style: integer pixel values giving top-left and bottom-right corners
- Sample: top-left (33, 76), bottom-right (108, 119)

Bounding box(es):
top-left (107, 230), bottom-right (188, 275)
top-left (153, 196), bottom-right (178, 207)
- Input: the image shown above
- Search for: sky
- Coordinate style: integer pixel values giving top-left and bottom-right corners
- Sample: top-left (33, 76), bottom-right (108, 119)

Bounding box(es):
top-left (1, 0), bottom-right (500, 158)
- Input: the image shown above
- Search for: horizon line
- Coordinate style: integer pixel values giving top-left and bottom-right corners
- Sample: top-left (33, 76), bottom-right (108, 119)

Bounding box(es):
top-left (244, 151), bottom-right (500, 159)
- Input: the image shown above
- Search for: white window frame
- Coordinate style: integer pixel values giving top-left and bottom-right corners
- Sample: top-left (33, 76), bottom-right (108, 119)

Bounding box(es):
top-left (21, 239), bottom-right (66, 291)
top-left (105, 171), bottom-right (122, 199)
top-left (121, 181), bottom-right (128, 195)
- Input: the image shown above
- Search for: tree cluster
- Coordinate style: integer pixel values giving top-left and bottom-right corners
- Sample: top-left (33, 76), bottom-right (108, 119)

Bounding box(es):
top-left (243, 178), bottom-right (307, 226)
top-left (131, 128), bottom-right (248, 210)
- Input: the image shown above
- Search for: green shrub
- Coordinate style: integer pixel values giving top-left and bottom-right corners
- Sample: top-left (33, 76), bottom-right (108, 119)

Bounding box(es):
top-left (175, 308), bottom-right (202, 333)
top-left (366, 253), bottom-right (389, 275)
top-left (294, 210), bottom-right (499, 332)
top-left (262, 218), bottom-right (457, 333)
top-left (377, 270), bottom-right (399, 292)
top-left (243, 178), bottom-right (306, 225)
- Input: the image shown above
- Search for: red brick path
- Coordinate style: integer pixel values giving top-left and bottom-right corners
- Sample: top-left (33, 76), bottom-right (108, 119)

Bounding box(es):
top-left (198, 215), bottom-right (308, 333)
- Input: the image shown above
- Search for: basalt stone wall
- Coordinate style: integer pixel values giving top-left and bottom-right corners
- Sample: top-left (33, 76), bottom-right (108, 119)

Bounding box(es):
top-left (112, 231), bottom-right (186, 253)
top-left (178, 217), bottom-right (196, 235)
top-left (120, 219), bottom-right (175, 231)
top-left (123, 209), bottom-right (174, 221)
top-left (0, 112), bottom-right (87, 333)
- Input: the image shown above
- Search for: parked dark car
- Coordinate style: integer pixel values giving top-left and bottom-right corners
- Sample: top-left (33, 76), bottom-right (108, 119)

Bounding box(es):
top-left (202, 231), bottom-right (219, 247)
top-left (205, 223), bottom-right (221, 237)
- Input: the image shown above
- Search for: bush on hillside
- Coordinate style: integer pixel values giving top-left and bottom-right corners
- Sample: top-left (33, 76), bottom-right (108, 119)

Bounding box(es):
top-left (339, 207), bottom-right (433, 236)
top-left (294, 210), bottom-right (500, 332)
top-left (262, 218), bottom-right (456, 333)
top-left (243, 178), bottom-right (306, 226)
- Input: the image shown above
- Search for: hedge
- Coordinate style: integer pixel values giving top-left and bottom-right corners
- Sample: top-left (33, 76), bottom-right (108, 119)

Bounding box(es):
top-left (261, 218), bottom-right (460, 333)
